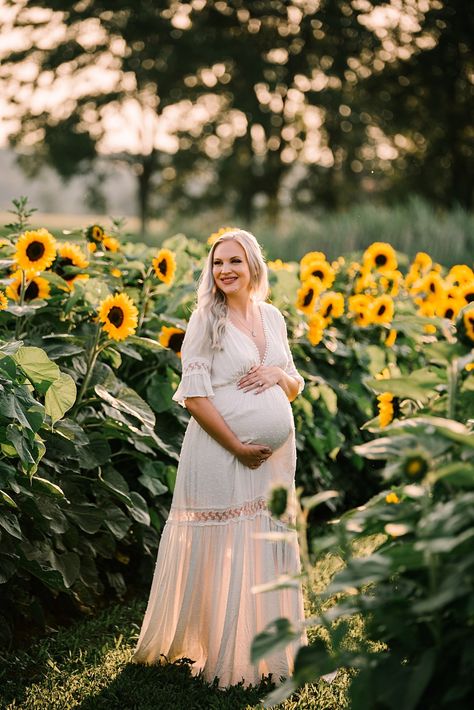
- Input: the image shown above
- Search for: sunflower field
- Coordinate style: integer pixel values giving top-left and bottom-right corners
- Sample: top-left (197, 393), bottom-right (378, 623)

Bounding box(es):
top-left (0, 198), bottom-right (473, 706)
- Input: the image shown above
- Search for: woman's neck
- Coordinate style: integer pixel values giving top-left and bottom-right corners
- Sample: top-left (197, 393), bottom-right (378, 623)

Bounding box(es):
top-left (226, 294), bottom-right (255, 320)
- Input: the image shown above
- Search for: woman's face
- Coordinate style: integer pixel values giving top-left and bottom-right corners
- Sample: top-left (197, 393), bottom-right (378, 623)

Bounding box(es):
top-left (212, 240), bottom-right (252, 298)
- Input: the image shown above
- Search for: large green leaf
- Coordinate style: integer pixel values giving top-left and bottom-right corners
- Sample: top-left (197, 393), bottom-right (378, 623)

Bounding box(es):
top-left (127, 491), bottom-right (151, 526)
top-left (104, 505), bottom-right (132, 539)
top-left (366, 367), bottom-right (446, 403)
top-left (45, 372), bottom-right (77, 424)
top-left (66, 503), bottom-right (104, 534)
top-left (98, 468), bottom-right (133, 506)
top-left (250, 617), bottom-right (301, 663)
top-left (14, 346), bottom-right (61, 394)
top-left (95, 384), bottom-right (155, 429)
top-left (0, 511), bottom-right (22, 539)
top-left (138, 461), bottom-right (169, 497)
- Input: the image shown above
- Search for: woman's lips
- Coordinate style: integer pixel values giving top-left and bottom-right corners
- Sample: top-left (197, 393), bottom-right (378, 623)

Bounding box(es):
top-left (221, 277), bottom-right (237, 284)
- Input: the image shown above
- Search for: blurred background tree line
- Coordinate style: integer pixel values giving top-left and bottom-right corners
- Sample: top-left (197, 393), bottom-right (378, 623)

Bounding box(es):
top-left (1, 0), bottom-right (473, 235)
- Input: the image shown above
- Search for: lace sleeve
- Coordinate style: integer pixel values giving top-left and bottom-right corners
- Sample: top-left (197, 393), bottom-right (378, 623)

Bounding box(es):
top-left (277, 310), bottom-right (305, 396)
top-left (172, 309), bottom-right (215, 408)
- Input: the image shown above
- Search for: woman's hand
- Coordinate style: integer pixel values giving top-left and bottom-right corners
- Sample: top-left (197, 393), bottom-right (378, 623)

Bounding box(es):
top-left (237, 365), bottom-right (283, 394)
top-left (234, 442), bottom-right (273, 469)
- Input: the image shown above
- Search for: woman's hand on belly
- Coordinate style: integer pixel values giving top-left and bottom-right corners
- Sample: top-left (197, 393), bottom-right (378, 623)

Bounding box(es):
top-left (237, 365), bottom-right (283, 394)
top-left (235, 442), bottom-right (273, 469)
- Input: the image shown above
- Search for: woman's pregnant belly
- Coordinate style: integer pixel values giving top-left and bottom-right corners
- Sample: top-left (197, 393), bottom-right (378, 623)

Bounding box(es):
top-left (212, 384), bottom-right (294, 452)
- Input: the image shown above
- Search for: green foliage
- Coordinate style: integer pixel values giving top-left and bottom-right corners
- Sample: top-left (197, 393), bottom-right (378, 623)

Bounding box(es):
top-left (256, 417), bottom-right (474, 707)
top-left (0, 590), bottom-right (353, 709)
top-left (3, 1), bottom-right (472, 232)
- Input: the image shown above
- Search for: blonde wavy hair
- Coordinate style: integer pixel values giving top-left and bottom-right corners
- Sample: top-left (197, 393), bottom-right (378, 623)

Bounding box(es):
top-left (193, 229), bottom-right (269, 351)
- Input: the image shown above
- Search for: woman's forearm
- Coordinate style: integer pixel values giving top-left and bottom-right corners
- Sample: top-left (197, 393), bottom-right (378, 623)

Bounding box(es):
top-left (184, 396), bottom-right (244, 455)
top-left (276, 370), bottom-right (300, 402)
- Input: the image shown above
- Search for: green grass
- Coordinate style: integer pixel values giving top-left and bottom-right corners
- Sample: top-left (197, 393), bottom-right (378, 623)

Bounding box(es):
top-left (0, 547), bottom-right (369, 710)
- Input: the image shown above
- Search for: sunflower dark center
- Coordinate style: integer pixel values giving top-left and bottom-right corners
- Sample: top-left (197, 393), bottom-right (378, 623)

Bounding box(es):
top-left (375, 254), bottom-right (387, 266)
top-left (445, 308), bottom-right (454, 319)
top-left (303, 288), bottom-right (314, 307)
top-left (312, 269), bottom-right (324, 279)
top-left (24, 280), bottom-right (40, 300)
top-left (429, 282), bottom-right (436, 293)
top-left (378, 304), bottom-right (386, 315)
top-left (169, 332), bottom-right (185, 353)
top-left (108, 306), bottom-right (124, 327)
top-left (158, 258), bottom-right (168, 276)
top-left (26, 241), bottom-right (45, 261)
top-left (466, 292), bottom-right (474, 303)
top-left (55, 257), bottom-right (75, 280)
top-left (324, 303), bottom-right (333, 317)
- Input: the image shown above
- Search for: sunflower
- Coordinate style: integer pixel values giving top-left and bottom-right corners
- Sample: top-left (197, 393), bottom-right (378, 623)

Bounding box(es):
top-left (300, 251), bottom-right (327, 269)
top-left (207, 226), bottom-right (236, 246)
top-left (379, 270), bottom-right (403, 296)
top-left (88, 242), bottom-right (97, 253)
top-left (111, 268), bottom-right (122, 278)
top-left (459, 281), bottom-right (474, 305)
top-left (86, 224), bottom-right (105, 243)
top-left (296, 277), bottom-right (321, 314)
top-left (404, 265), bottom-right (420, 291)
top-left (413, 252), bottom-right (432, 272)
top-left (158, 326), bottom-right (185, 356)
top-left (98, 293), bottom-right (138, 341)
top-left (462, 309), bottom-right (474, 342)
top-left (371, 295), bottom-right (395, 324)
top-left (102, 235), bottom-right (121, 252)
top-left (363, 242), bottom-right (397, 273)
top-left (307, 312), bottom-right (326, 345)
top-left (0, 291), bottom-right (7, 310)
top-left (385, 492), bottom-right (400, 504)
top-left (446, 264), bottom-right (474, 287)
top-left (318, 291), bottom-right (344, 322)
top-left (414, 271), bottom-right (446, 302)
top-left (152, 248), bottom-right (177, 286)
top-left (401, 452), bottom-right (430, 480)
top-left (384, 329), bottom-right (397, 347)
top-left (300, 258), bottom-right (335, 288)
top-left (435, 296), bottom-right (464, 321)
top-left (14, 228), bottom-right (57, 274)
top-left (377, 392), bottom-right (399, 427)
top-left (52, 243), bottom-right (89, 288)
top-left (267, 259), bottom-right (291, 271)
top-left (348, 294), bottom-right (373, 326)
top-left (354, 267), bottom-right (377, 294)
top-left (6, 270), bottom-right (50, 302)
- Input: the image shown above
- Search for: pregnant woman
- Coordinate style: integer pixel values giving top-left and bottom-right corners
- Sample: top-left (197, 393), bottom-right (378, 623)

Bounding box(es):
top-left (132, 228), bottom-right (307, 687)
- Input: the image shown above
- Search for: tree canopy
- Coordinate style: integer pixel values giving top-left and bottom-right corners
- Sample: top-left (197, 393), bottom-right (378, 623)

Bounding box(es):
top-left (1, 0), bottom-right (473, 230)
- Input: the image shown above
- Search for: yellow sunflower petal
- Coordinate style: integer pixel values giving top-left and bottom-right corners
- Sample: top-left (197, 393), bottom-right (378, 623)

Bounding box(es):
top-left (307, 312), bottom-right (326, 345)
top-left (363, 242), bottom-right (397, 273)
top-left (371, 295), bottom-right (395, 324)
top-left (98, 293), bottom-right (138, 341)
top-left (296, 277), bottom-right (322, 314)
top-left (152, 248), bottom-right (177, 286)
top-left (158, 326), bottom-right (185, 356)
top-left (6, 270), bottom-right (51, 302)
top-left (14, 229), bottom-right (57, 274)
top-left (300, 259), bottom-right (335, 288)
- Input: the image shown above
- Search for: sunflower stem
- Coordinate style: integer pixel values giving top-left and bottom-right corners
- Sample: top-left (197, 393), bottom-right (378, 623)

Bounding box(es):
top-left (137, 273), bottom-right (152, 333)
top-left (447, 358), bottom-right (458, 420)
top-left (14, 270), bottom-right (27, 340)
top-left (73, 323), bottom-right (102, 415)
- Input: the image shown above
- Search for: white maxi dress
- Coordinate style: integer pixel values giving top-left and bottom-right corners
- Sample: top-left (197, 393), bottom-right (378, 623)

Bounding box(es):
top-left (132, 300), bottom-right (307, 687)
